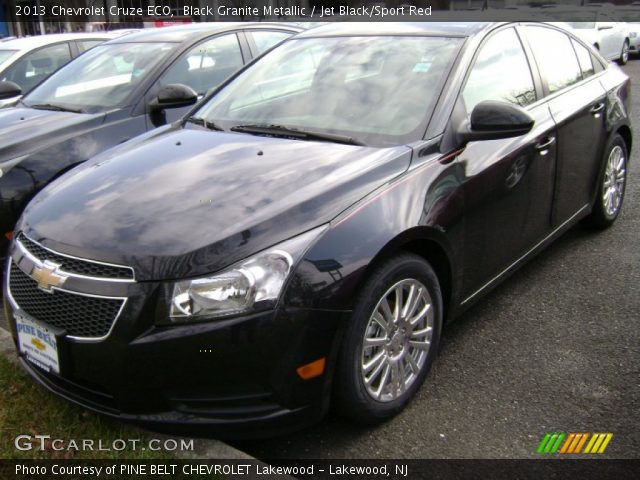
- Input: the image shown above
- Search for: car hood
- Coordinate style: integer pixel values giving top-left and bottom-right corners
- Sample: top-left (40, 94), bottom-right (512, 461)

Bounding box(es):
top-left (0, 107), bottom-right (103, 164)
top-left (21, 126), bottom-right (412, 281)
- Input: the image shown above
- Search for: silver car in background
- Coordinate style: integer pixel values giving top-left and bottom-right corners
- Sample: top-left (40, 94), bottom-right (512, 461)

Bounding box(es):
top-left (0, 32), bottom-right (122, 107)
top-left (548, 8), bottom-right (631, 64)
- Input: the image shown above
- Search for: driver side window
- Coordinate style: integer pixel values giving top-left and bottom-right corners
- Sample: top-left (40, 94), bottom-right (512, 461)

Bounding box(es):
top-left (158, 34), bottom-right (244, 95)
top-left (463, 28), bottom-right (536, 112)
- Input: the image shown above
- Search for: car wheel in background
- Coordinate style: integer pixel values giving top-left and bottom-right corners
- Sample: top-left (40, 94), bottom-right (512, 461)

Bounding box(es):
top-left (618, 40), bottom-right (630, 65)
top-left (335, 253), bottom-right (442, 424)
top-left (583, 133), bottom-right (628, 229)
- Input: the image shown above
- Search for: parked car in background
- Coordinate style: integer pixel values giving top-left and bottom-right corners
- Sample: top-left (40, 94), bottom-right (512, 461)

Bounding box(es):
top-left (616, 7), bottom-right (640, 55)
top-left (0, 23), bottom-right (303, 270)
top-left (4, 22), bottom-right (630, 435)
top-left (0, 33), bottom-right (121, 107)
top-left (554, 9), bottom-right (631, 64)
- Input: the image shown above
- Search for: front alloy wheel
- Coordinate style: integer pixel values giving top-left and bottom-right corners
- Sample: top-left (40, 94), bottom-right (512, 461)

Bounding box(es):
top-left (335, 253), bottom-right (442, 424)
top-left (361, 279), bottom-right (434, 402)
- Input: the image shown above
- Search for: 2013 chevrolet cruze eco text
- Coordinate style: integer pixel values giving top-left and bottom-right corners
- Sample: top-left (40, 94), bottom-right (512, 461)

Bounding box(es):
top-left (3, 22), bottom-right (631, 436)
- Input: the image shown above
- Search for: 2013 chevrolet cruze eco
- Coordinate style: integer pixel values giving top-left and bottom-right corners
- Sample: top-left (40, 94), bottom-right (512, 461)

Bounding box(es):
top-left (4, 23), bottom-right (631, 436)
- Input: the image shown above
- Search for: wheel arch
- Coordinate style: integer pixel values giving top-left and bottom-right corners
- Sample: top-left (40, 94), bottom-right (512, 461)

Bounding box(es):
top-left (356, 227), bottom-right (456, 322)
top-left (617, 124), bottom-right (632, 154)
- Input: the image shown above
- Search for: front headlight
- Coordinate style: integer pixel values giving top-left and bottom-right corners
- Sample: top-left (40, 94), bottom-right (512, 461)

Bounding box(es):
top-left (168, 226), bottom-right (326, 322)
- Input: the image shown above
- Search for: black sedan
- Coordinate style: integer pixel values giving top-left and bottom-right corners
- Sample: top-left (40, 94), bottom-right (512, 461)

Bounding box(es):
top-left (0, 22), bottom-right (303, 268)
top-left (3, 22), bottom-right (631, 436)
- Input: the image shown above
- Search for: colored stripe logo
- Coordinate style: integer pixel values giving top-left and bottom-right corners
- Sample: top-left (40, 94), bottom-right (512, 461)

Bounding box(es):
top-left (537, 433), bottom-right (613, 454)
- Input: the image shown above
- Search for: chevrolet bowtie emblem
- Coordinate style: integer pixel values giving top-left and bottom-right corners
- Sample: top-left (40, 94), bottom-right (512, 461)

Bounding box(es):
top-left (31, 260), bottom-right (67, 293)
top-left (31, 338), bottom-right (46, 351)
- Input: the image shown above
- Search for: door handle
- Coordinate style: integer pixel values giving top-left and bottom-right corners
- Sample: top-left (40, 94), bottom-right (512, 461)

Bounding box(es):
top-left (590, 103), bottom-right (605, 116)
top-left (535, 136), bottom-right (555, 155)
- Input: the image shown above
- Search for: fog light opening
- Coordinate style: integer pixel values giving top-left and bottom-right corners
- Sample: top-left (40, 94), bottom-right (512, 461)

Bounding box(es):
top-left (296, 358), bottom-right (326, 380)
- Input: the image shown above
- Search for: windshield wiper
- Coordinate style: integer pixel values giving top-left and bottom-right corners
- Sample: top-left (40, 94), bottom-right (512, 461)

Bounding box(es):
top-left (230, 123), bottom-right (365, 146)
top-left (186, 117), bottom-right (224, 131)
top-left (28, 103), bottom-right (85, 114)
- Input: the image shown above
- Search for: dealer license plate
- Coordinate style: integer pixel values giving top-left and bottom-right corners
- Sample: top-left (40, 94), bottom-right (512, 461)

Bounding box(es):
top-left (15, 312), bottom-right (60, 374)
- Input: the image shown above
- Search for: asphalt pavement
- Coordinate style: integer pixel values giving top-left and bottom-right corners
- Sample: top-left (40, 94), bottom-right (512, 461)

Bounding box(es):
top-left (231, 61), bottom-right (640, 459)
top-left (1, 62), bottom-right (639, 461)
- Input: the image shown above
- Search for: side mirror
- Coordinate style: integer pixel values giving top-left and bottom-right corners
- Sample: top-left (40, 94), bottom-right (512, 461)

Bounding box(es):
top-left (0, 81), bottom-right (22, 100)
top-left (458, 100), bottom-right (534, 144)
top-left (149, 83), bottom-right (198, 111)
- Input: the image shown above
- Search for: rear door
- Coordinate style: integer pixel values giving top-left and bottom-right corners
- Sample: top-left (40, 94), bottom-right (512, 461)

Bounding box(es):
top-left (596, 20), bottom-right (616, 59)
top-left (598, 14), bottom-right (623, 60)
top-left (521, 25), bottom-right (607, 226)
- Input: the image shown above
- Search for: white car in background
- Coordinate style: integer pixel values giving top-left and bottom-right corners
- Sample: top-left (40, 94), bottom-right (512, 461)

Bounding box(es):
top-left (616, 7), bottom-right (640, 55)
top-left (551, 8), bottom-right (630, 64)
top-left (0, 32), bottom-right (122, 107)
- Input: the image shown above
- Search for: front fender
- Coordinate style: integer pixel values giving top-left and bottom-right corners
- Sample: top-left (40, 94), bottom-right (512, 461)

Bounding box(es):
top-left (283, 149), bottom-right (466, 313)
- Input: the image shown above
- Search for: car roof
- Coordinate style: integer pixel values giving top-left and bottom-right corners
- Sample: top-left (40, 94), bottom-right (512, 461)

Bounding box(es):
top-left (294, 22), bottom-right (492, 39)
top-left (0, 32), bottom-right (115, 52)
top-left (107, 22), bottom-right (304, 44)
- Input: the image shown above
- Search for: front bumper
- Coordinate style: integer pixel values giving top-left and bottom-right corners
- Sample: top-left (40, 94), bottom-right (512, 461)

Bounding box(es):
top-left (4, 256), bottom-right (348, 437)
top-left (17, 356), bottom-right (320, 438)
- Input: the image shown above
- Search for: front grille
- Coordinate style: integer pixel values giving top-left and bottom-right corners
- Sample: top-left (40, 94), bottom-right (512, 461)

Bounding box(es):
top-left (9, 262), bottom-right (124, 338)
top-left (17, 233), bottom-right (134, 280)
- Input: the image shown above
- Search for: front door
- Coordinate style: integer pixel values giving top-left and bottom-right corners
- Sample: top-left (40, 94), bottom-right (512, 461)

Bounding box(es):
top-left (457, 27), bottom-right (557, 297)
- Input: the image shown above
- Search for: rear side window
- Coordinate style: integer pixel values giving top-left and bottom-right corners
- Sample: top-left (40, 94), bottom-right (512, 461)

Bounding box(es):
top-left (251, 31), bottom-right (292, 54)
top-left (572, 39), bottom-right (595, 78)
top-left (159, 34), bottom-right (244, 95)
top-left (77, 40), bottom-right (104, 53)
top-left (463, 28), bottom-right (536, 112)
top-left (524, 26), bottom-right (582, 94)
top-left (592, 52), bottom-right (605, 73)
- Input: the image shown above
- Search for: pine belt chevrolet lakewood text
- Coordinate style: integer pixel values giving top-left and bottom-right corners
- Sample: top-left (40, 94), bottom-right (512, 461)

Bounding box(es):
top-left (3, 22), bottom-right (631, 437)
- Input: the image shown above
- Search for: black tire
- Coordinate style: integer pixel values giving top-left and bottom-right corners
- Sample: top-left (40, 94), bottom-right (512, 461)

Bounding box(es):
top-left (617, 40), bottom-right (630, 65)
top-left (583, 134), bottom-right (628, 229)
top-left (334, 253), bottom-right (443, 424)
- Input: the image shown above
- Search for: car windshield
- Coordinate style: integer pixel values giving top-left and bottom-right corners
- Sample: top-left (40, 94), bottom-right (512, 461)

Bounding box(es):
top-left (23, 42), bottom-right (176, 112)
top-left (0, 49), bottom-right (17, 66)
top-left (193, 36), bottom-right (462, 147)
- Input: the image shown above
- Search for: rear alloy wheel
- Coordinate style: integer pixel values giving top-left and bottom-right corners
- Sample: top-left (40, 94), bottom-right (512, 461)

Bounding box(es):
top-left (335, 253), bottom-right (442, 424)
top-left (618, 40), bottom-right (630, 65)
top-left (584, 134), bottom-right (628, 229)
